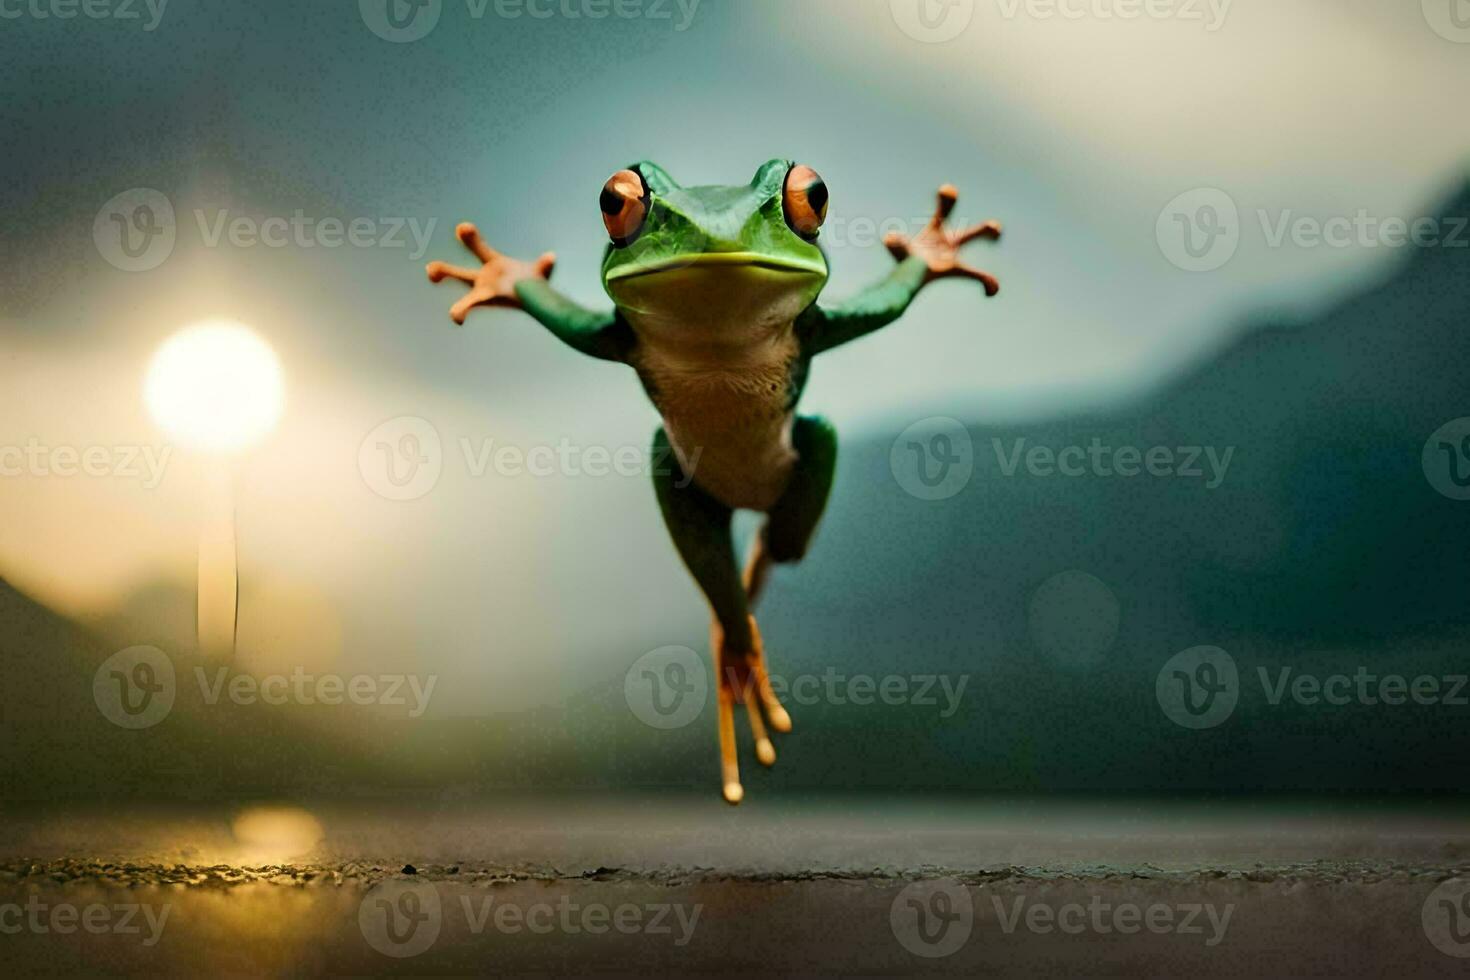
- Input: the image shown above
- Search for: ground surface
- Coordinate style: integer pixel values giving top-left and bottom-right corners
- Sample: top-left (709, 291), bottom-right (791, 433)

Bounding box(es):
top-left (2, 797), bottom-right (1469, 976)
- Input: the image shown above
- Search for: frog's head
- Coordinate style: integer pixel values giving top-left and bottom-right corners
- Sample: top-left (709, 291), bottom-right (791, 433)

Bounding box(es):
top-left (599, 159), bottom-right (830, 331)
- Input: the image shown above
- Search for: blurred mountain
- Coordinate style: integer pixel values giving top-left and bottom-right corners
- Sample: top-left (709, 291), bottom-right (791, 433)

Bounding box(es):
top-left (0, 575), bottom-right (399, 802)
top-left (752, 178), bottom-right (1470, 793)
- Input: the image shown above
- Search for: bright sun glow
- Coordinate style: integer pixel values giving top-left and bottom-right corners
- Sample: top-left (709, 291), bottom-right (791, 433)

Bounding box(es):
top-left (145, 319), bottom-right (284, 453)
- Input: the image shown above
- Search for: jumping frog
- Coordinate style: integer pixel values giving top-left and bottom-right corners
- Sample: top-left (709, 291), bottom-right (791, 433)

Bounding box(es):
top-left (427, 159), bottom-right (1001, 803)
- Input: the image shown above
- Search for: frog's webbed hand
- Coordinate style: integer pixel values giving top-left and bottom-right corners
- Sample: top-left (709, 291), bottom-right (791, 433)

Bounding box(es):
top-left (885, 184), bottom-right (1002, 295)
top-left (427, 222), bottom-right (554, 324)
top-left (426, 222), bottom-right (630, 362)
top-left (804, 184), bottom-right (1001, 356)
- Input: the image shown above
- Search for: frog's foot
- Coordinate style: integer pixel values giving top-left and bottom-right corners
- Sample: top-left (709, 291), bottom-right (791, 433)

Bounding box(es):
top-left (738, 538), bottom-right (793, 724)
top-left (884, 184), bottom-right (1002, 296)
top-left (425, 222), bottom-right (555, 324)
top-left (711, 615), bottom-right (792, 805)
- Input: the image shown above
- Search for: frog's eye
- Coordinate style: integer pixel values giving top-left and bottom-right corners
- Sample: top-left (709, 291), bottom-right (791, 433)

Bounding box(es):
top-left (600, 169), bottom-right (649, 247)
top-left (783, 164), bottom-right (828, 241)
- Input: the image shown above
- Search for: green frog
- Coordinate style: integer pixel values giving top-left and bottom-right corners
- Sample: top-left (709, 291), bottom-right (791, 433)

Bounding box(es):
top-left (427, 159), bottom-right (1001, 803)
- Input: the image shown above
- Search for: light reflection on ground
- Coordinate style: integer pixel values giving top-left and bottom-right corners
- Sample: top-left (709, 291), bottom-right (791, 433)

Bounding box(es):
top-left (1, 797), bottom-right (1468, 975)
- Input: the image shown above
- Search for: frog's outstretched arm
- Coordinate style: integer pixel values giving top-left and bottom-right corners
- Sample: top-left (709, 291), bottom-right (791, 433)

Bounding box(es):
top-left (427, 222), bottom-right (631, 362)
top-left (802, 185), bottom-right (1001, 356)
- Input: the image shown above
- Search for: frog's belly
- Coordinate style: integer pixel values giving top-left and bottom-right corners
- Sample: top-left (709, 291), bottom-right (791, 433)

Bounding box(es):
top-left (636, 355), bottom-right (798, 512)
top-left (667, 403), bottom-right (796, 512)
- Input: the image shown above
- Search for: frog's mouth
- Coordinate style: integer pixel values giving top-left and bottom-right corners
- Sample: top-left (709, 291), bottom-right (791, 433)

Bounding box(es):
top-left (605, 252), bottom-right (828, 282)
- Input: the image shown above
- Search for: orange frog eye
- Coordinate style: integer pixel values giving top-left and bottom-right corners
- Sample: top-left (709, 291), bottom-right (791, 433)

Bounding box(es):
top-left (600, 169), bottom-right (649, 246)
top-left (783, 164), bottom-right (828, 241)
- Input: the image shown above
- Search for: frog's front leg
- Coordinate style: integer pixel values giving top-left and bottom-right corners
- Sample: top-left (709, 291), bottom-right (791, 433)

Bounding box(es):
top-left (885, 184), bottom-right (1003, 295)
top-left (426, 222), bottom-right (555, 322)
top-left (426, 222), bottom-right (630, 362)
top-left (804, 185), bottom-right (1001, 356)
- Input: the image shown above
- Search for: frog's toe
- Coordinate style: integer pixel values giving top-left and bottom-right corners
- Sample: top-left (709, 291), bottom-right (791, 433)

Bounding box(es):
top-left (426, 261), bottom-right (476, 284)
top-left (710, 616), bottom-right (794, 803)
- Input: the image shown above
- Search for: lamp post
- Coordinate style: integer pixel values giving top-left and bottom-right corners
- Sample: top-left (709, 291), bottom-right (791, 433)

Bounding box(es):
top-left (145, 319), bottom-right (284, 660)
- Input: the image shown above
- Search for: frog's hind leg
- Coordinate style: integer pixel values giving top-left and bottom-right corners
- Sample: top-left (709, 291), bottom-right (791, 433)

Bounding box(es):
top-left (742, 415), bottom-right (839, 733)
top-left (747, 415), bottom-right (839, 605)
top-left (651, 427), bottom-right (760, 804)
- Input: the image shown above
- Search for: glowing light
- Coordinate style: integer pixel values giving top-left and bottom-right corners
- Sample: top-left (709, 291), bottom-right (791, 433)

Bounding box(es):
top-left (145, 320), bottom-right (284, 453)
top-left (231, 806), bottom-right (324, 862)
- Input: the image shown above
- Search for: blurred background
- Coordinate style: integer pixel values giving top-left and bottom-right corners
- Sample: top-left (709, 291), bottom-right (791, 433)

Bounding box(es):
top-left (2, 0), bottom-right (1469, 801)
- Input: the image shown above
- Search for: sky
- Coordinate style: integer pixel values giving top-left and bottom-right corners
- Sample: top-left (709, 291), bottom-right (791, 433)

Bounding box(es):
top-left (1, 0), bottom-right (1468, 715)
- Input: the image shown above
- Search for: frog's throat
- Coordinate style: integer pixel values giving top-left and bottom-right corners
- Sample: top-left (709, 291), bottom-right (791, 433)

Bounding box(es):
top-left (605, 252), bottom-right (827, 282)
